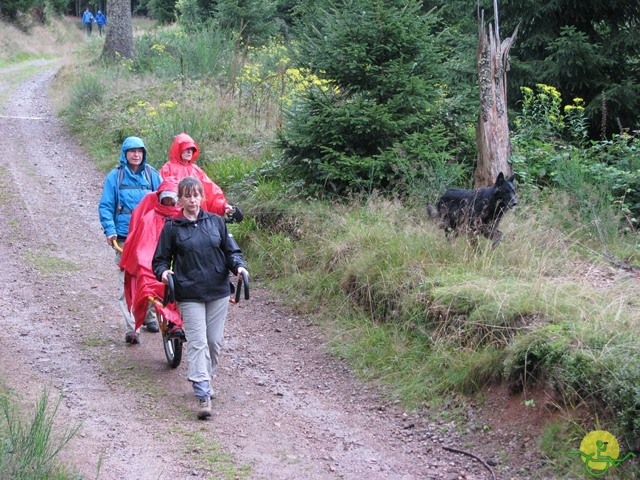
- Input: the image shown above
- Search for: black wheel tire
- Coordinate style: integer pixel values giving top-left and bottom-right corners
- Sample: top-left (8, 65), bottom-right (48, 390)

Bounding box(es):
top-left (163, 334), bottom-right (183, 368)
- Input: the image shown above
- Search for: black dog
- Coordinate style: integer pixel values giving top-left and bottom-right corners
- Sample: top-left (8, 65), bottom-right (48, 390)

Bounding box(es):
top-left (427, 172), bottom-right (517, 247)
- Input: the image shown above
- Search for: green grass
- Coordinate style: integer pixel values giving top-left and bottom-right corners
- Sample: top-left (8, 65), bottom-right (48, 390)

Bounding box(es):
top-left (176, 426), bottom-right (252, 479)
top-left (0, 54), bottom-right (34, 67)
top-left (80, 336), bottom-right (113, 348)
top-left (204, 154), bottom-right (266, 193)
top-left (0, 384), bottom-right (81, 479)
top-left (0, 167), bottom-right (22, 244)
top-left (23, 250), bottom-right (79, 279)
top-left (236, 196), bottom-right (640, 443)
top-left (538, 421), bottom-right (588, 478)
top-left (0, 166), bottom-right (12, 208)
top-left (100, 354), bottom-right (168, 401)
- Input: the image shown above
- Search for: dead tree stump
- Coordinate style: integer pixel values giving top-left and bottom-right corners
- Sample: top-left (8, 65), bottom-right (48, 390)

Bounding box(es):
top-left (475, 0), bottom-right (518, 188)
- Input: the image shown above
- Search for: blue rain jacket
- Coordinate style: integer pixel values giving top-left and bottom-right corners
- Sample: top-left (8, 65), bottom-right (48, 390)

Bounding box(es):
top-left (82, 11), bottom-right (94, 24)
top-left (98, 137), bottom-right (162, 238)
top-left (96, 11), bottom-right (106, 25)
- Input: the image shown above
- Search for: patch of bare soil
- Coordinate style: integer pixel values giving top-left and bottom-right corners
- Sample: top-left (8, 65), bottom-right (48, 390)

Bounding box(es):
top-left (0, 63), bottom-right (555, 479)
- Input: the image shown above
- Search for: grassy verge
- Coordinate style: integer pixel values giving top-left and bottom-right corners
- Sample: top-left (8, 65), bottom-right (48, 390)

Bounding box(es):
top-left (237, 192), bottom-right (640, 406)
top-left (0, 15), bottom-right (83, 64)
top-left (0, 382), bottom-right (82, 479)
top-left (230, 190), bottom-right (640, 476)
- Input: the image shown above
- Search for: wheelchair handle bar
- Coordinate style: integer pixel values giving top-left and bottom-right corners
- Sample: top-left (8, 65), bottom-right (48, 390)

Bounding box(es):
top-left (234, 270), bottom-right (250, 304)
top-left (163, 273), bottom-right (175, 307)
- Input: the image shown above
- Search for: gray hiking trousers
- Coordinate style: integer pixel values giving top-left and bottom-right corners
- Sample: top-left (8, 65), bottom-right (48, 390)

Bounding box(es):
top-left (179, 298), bottom-right (229, 392)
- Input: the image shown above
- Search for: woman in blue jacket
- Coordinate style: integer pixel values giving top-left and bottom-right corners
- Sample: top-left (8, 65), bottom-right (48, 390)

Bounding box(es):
top-left (95, 10), bottom-right (106, 36)
top-left (153, 176), bottom-right (248, 420)
top-left (99, 136), bottom-right (162, 343)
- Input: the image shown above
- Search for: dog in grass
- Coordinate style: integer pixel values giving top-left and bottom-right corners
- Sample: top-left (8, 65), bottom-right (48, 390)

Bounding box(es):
top-left (427, 172), bottom-right (518, 247)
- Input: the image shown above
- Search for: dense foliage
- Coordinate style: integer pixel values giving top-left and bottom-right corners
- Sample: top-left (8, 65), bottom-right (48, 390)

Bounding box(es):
top-left (146, 0), bottom-right (177, 24)
top-left (511, 83), bottom-right (640, 228)
top-left (0, 0), bottom-right (39, 21)
top-left (214, 0), bottom-right (277, 46)
top-left (277, 0), bottom-right (473, 197)
top-left (9, 0), bottom-right (640, 143)
top-left (0, 0), bottom-right (67, 25)
top-left (500, 0), bottom-right (640, 139)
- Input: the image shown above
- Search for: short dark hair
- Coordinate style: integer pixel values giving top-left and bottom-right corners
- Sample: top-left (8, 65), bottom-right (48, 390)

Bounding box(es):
top-left (178, 176), bottom-right (204, 199)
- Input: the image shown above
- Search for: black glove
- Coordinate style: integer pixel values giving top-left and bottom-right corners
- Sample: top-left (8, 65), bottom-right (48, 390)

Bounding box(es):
top-left (226, 206), bottom-right (244, 223)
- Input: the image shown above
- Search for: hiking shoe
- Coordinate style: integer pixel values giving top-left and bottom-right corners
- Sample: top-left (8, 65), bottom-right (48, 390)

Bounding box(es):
top-left (197, 397), bottom-right (212, 420)
top-left (145, 320), bottom-right (160, 333)
top-left (124, 332), bottom-right (139, 344)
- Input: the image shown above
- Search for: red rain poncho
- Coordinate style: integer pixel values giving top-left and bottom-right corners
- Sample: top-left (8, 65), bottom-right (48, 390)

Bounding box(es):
top-left (159, 133), bottom-right (228, 215)
top-left (120, 178), bottom-right (182, 332)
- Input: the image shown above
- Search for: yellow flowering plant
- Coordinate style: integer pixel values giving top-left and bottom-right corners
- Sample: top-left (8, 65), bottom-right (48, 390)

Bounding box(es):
top-left (234, 42), bottom-right (336, 127)
top-left (515, 84), bottom-right (565, 138)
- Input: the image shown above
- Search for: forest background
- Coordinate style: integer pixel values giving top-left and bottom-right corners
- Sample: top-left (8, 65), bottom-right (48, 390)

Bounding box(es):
top-left (2, 0), bottom-right (640, 477)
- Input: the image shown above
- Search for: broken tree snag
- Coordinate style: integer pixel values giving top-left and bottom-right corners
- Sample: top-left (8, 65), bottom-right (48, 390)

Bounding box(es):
top-left (475, 0), bottom-right (518, 188)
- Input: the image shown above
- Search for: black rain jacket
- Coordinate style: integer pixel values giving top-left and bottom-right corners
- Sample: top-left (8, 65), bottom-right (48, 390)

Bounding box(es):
top-left (152, 209), bottom-right (246, 302)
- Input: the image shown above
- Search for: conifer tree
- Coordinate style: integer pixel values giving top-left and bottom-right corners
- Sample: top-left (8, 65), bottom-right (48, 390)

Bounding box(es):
top-left (500, 0), bottom-right (640, 137)
top-left (279, 0), bottom-right (458, 195)
top-left (215, 0), bottom-right (277, 46)
top-left (147, 0), bottom-right (177, 23)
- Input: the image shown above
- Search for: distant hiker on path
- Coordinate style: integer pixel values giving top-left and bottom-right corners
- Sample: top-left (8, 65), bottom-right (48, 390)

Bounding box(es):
top-left (82, 7), bottom-right (95, 36)
top-left (95, 10), bottom-right (106, 36)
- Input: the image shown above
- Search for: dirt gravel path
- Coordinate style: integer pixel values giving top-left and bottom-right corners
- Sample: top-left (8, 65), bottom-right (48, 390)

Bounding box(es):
top-left (0, 62), bottom-right (545, 479)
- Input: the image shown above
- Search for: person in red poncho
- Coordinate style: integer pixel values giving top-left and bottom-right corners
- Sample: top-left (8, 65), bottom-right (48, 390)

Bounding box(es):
top-left (159, 133), bottom-right (233, 217)
top-left (120, 177), bottom-right (183, 339)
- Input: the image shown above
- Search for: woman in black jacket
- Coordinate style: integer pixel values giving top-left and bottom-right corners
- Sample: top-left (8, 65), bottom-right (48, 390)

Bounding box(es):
top-left (153, 176), bottom-right (248, 419)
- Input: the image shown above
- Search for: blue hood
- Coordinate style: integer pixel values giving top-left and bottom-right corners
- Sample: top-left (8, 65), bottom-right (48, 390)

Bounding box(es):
top-left (119, 136), bottom-right (147, 167)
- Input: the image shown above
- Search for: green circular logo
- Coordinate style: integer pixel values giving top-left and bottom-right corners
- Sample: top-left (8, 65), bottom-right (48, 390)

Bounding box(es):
top-left (579, 430), bottom-right (620, 472)
top-left (571, 430), bottom-right (635, 476)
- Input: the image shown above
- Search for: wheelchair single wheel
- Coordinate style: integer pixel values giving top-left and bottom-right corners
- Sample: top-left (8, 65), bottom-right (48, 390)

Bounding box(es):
top-left (157, 311), bottom-right (183, 368)
top-left (158, 275), bottom-right (184, 368)
top-left (163, 335), bottom-right (183, 368)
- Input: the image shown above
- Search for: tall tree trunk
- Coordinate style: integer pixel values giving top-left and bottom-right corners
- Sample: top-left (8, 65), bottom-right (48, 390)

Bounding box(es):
top-left (102, 0), bottom-right (135, 60)
top-left (475, 0), bottom-right (517, 188)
